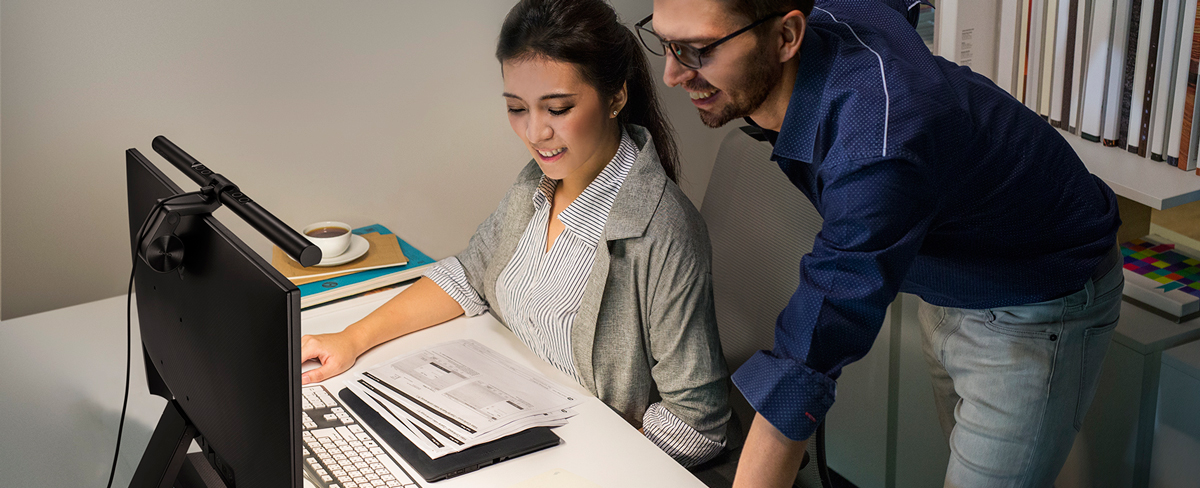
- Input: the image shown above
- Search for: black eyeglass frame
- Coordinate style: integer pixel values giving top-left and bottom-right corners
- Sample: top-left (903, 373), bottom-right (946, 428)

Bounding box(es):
top-left (635, 12), bottom-right (786, 69)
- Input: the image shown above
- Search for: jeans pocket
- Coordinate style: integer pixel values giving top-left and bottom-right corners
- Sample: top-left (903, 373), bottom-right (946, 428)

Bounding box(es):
top-left (1074, 318), bottom-right (1119, 430)
top-left (983, 305), bottom-right (1062, 341)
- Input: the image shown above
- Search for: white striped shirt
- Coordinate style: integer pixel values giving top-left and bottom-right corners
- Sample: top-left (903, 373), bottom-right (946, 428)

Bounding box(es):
top-left (424, 130), bottom-right (724, 466)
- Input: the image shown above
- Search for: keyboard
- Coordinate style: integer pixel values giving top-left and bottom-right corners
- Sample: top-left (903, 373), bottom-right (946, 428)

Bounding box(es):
top-left (302, 385), bottom-right (421, 488)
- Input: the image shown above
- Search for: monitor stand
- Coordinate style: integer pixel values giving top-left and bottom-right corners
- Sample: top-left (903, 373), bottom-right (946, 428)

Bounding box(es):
top-left (130, 402), bottom-right (229, 488)
top-left (177, 453), bottom-right (231, 488)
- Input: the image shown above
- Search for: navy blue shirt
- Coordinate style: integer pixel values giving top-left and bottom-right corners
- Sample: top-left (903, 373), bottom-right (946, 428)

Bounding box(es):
top-left (730, 1), bottom-right (1121, 441)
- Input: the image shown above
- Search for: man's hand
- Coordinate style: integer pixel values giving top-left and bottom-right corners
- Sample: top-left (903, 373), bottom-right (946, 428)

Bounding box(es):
top-left (733, 412), bottom-right (810, 488)
top-left (300, 332), bottom-right (365, 384)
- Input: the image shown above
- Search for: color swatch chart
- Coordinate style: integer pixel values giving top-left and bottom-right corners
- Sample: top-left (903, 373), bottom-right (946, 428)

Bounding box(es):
top-left (1122, 239), bottom-right (1200, 298)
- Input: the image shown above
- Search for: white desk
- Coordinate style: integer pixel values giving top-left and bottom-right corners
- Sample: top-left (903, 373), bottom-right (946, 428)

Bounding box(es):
top-left (0, 290), bottom-right (704, 488)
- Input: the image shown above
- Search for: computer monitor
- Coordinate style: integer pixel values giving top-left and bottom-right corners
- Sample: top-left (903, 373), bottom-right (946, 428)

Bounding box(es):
top-left (125, 139), bottom-right (312, 487)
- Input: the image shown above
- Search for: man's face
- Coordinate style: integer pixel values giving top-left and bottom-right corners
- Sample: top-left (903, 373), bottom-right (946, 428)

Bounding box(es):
top-left (651, 0), bottom-right (784, 128)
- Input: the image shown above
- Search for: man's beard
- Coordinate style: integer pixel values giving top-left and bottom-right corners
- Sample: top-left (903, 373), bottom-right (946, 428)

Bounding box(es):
top-left (692, 42), bottom-right (782, 128)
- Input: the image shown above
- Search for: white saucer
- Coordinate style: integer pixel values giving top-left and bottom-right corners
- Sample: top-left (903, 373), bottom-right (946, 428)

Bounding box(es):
top-left (315, 234), bottom-right (369, 266)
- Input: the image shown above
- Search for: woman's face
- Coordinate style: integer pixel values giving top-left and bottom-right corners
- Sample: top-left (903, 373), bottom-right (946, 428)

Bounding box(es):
top-left (502, 57), bottom-right (622, 182)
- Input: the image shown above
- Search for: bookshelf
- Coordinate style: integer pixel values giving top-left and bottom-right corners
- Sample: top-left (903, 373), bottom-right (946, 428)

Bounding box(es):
top-left (1058, 129), bottom-right (1200, 210)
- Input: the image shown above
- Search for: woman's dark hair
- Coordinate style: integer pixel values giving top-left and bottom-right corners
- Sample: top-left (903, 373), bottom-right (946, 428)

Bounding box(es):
top-left (496, 0), bottom-right (680, 182)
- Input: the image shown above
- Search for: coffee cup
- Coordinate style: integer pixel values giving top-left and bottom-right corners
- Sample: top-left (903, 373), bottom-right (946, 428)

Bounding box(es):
top-left (302, 221), bottom-right (352, 258)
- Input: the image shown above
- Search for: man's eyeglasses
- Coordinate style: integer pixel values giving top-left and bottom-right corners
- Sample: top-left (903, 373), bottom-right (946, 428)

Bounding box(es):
top-left (635, 12), bottom-right (785, 70)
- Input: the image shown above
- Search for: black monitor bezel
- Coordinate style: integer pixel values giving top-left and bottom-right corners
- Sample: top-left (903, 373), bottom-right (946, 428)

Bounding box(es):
top-left (126, 148), bottom-right (303, 487)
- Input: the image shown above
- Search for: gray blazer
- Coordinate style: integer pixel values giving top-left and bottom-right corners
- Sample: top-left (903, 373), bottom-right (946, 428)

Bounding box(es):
top-left (455, 125), bottom-right (730, 440)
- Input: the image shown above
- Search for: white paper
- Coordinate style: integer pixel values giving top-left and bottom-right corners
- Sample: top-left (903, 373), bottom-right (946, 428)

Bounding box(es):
top-left (345, 339), bottom-right (581, 458)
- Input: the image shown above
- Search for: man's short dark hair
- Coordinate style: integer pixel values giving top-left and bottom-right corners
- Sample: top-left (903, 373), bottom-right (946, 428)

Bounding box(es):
top-left (722, 0), bottom-right (814, 23)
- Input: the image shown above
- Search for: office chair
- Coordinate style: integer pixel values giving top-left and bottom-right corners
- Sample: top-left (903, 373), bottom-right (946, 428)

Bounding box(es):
top-left (699, 126), bottom-right (832, 488)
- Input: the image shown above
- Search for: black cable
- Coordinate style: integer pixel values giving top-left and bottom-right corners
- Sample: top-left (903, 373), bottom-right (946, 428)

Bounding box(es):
top-left (106, 190), bottom-right (205, 488)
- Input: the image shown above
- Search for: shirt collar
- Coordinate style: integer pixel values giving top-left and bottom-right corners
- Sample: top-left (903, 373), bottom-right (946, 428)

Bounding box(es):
top-left (750, 27), bottom-right (830, 165)
top-left (533, 129), bottom-right (638, 245)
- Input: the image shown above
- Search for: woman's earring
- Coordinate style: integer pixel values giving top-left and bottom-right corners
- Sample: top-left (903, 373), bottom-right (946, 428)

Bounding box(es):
top-left (612, 111), bottom-right (618, 117)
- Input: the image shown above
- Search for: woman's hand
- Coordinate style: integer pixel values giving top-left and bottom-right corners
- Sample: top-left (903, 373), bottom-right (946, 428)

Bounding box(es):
top-left (297, 277), bottom-right (467, 385)
top-left (300, 332), bottom-right (365, 384)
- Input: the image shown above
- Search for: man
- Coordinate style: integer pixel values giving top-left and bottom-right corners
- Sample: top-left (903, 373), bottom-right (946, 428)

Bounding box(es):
top-left (639, 1), bottom-right (1123, 486)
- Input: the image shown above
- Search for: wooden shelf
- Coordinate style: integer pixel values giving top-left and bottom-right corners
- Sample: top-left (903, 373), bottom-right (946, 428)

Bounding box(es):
top-left (1058, 129), bottom-right (1200, 210)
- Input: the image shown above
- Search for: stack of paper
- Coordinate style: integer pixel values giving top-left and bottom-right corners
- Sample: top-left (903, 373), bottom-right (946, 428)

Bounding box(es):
top-left (345, 340), bottom-right (582, 459)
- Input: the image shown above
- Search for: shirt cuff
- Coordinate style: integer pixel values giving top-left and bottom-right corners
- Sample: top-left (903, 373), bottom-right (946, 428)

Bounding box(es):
top-left (423, 257), bottom-right (488, 317)
top-left (642, 402), bottom-right (726, 468)
top-left (732, 350), bottom-right (836, 441)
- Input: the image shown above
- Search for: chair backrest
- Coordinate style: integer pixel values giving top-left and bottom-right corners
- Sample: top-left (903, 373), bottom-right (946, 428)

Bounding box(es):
top-left (700, 127), bottom-right (824, 430)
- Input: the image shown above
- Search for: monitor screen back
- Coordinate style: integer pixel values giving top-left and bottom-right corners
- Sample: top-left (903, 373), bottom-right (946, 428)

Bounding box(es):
top-left (126, 148), bottom-right (302, 487)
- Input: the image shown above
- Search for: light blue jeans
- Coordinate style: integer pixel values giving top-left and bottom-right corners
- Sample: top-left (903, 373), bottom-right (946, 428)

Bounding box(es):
top-left (918, 247), bottom-right (1123, 488)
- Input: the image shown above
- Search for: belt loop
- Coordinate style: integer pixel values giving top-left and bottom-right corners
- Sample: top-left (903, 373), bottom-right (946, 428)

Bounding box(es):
top-left (1084, 277), bottom-right (1095, 308)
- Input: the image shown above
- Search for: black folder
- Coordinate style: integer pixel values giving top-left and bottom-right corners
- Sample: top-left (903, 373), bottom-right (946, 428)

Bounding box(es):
top-left (338, 388), bottom-right (561, 482)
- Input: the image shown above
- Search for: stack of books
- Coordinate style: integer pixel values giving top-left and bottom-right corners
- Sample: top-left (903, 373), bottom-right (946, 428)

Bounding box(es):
top-left (934, 0), bottom-right (1200, 174)
top-left (272, 224), bottom-right (436, 309)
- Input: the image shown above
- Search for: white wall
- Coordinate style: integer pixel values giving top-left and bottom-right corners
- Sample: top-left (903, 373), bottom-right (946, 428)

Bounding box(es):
top-left (0, 0), bottom-right (733, 319)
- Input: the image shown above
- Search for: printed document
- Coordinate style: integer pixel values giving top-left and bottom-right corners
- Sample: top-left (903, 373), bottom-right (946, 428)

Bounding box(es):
top-left (345, 339), bottom-right (581, 458)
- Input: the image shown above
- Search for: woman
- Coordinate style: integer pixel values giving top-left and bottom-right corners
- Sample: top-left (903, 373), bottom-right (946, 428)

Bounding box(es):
top-left (300, 0), bottom-right (730, 467)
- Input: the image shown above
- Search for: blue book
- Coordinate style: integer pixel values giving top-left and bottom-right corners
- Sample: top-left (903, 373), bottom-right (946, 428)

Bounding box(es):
top-left (298, 224), bottom-right (437, 309)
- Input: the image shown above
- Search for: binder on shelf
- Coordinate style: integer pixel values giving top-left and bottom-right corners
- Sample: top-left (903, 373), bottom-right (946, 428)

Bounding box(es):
top-left (1047, 0), bottom-right (1075, 128)
top-left (1118, 0), bottom-right (1148, 148)
top-left (1082, 0), bottom-right (1120, 141)
top-left (1016, 0), bottom-right (1034, 100)
top-left (1177, 0), bottom-right (1200, 170)
top-left (935, 0), bottom-right (1000, 80)
top-left (997, 0), bottom-right (1023, 95)
top-left (1103, 0), bottom-right (1136, 146)
top-left (1127, 0), bottom-right (1161, 155)
top-left (1148, 0), bottom-right (1185, 162)
top-left (1167, 0), bottom-right (1199, 167)
top-left (1041, 0), bottom-right (1061, 117)
top-left (1065, 0), bottom-right (1087, 132)
top-left (1026, 0), bottom-right (1051, 110)
top-left (1135, 0), bottom-right (1168, 157)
